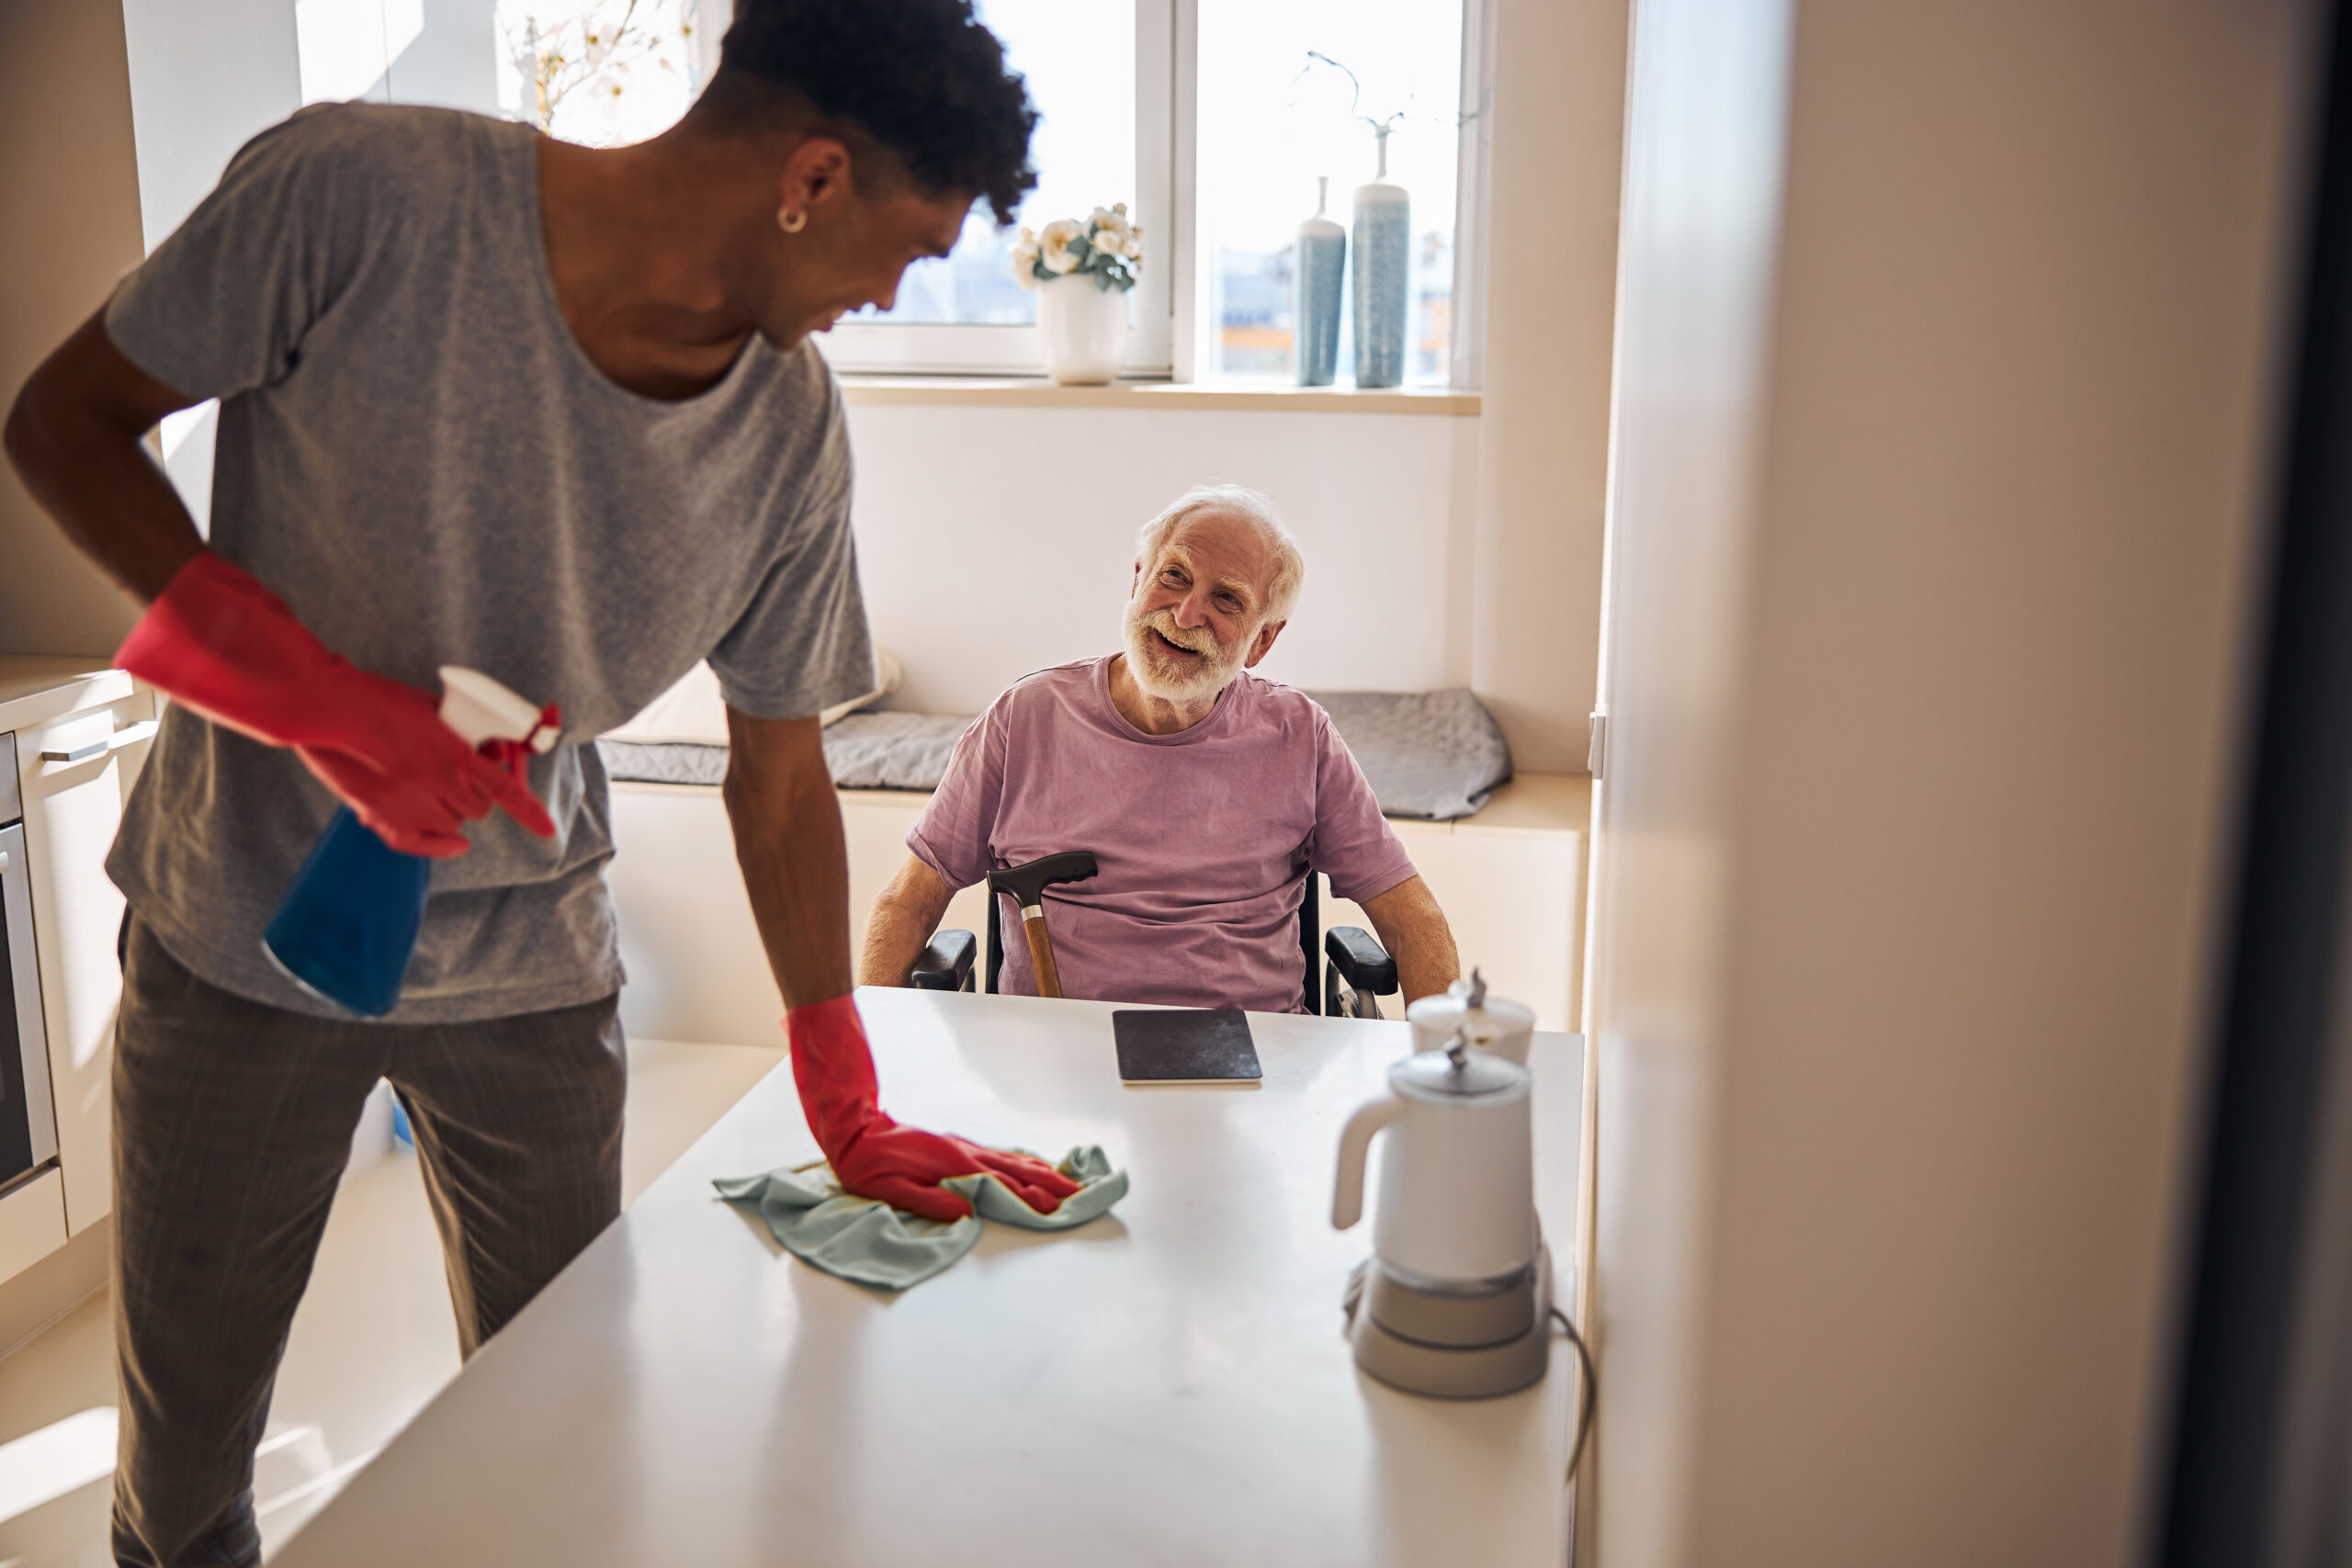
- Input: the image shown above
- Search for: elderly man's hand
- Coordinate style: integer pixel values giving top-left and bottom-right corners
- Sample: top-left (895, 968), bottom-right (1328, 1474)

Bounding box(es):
top-left (785, 993), bottom-right (1083, 1222)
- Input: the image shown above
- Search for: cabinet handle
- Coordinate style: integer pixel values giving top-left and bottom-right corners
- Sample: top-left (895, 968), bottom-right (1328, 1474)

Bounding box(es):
top-left (0, 851), bottom-right (8, 873)
top-left (41, 718), bottom-right (159, 764)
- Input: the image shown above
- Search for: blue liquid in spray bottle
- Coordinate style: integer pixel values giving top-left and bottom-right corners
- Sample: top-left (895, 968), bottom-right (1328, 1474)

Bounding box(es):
top-left (263, 667), bottom-right (554, 1018)
top-left (264, 810), bottom-right (431, 1017)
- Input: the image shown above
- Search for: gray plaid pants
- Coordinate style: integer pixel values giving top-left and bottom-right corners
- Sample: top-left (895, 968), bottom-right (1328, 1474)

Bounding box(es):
top-left (107, 916), bottom-right (627, 1568)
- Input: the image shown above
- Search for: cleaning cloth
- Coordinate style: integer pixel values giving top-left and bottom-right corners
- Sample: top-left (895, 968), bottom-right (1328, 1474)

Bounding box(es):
top-left (716, 1146), bottom-right (1128, 1292)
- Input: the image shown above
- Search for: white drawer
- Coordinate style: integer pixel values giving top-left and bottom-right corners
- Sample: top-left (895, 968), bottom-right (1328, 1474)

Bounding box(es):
top-left (17, 689), bottom-right (156, 1234)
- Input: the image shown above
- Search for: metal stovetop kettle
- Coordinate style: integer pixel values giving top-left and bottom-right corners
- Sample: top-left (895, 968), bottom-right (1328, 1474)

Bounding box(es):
top-left (1332, 1020), bottom-right (1550, 1397)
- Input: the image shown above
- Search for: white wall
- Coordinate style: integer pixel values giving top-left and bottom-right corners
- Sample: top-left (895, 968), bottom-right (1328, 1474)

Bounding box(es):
top-left (0, 0), bottom-right (150, 658)
top-left (1584, 2), bottom-right (2311, 1566)
top-left (1468, 0), bottom-right (1628, 774)
top-left (118, 0), bottom-right (308, 541)
top-left (843, 402), bottom-right (1481, 715)
top-left (120, 0), bottom-right (502, 536)
top-left (384, 0), bottom-right (502, 114)
top-left (1580, 3), bottom-right (1794, 1558)
top-left (291, 0), bottom-right (503, 113)
top-left (1, 0), bottom-right (312, 653)
top-left (120, 0), bottom-right (302, 252)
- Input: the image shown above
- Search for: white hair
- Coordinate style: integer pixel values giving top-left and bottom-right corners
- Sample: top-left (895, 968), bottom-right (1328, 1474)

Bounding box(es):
top-left (1133, 485), bottom-right (1306, 626)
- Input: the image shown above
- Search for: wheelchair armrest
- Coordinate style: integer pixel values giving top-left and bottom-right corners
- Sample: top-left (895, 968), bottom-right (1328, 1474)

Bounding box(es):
top-left (910, 929), bottom-right (978, 992)
top-left (1325, 926), bottom-right (1398, 996)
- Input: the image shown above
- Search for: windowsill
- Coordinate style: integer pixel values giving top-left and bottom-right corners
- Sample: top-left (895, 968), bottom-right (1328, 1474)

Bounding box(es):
top-left (835, 377), bottom-right (1481, 416)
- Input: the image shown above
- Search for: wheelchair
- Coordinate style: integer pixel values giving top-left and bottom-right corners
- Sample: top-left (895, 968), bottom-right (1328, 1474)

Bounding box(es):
top-left (907, 871), bottom-right (1400, 1018)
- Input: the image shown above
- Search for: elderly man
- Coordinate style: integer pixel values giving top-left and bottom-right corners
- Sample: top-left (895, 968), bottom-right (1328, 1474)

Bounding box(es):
top-left (862, 485), bottom-right (1460, 1012)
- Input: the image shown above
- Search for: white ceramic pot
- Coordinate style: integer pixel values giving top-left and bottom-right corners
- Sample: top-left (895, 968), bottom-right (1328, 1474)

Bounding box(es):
top-left (1408, 982), bottom-right (1536, 1066)
top-left (1035, 274), bottom-right (1129, 385)
top-left (1332, 1043), bottom-right (1539, 1284)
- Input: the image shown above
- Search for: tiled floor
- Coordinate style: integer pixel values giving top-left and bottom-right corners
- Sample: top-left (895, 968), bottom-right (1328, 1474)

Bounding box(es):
top-left (0, 1037), bottom-right (785, 1567)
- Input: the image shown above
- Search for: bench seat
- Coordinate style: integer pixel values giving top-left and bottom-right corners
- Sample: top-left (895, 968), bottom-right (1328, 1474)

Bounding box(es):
top-left (605, 774), bottom-right (1588, 1046)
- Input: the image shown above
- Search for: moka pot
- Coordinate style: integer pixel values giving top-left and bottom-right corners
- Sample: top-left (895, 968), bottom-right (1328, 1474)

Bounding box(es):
top-left (1333, 1028), bottom-right (1549, 1398)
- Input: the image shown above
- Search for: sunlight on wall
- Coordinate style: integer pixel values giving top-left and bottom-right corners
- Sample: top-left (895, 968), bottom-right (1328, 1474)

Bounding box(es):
top-left (296, 0), bottom-right (425, 104)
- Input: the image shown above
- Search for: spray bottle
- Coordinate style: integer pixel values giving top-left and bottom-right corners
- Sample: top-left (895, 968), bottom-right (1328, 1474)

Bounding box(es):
top-left (263, 667), bottom-right (559, 1018)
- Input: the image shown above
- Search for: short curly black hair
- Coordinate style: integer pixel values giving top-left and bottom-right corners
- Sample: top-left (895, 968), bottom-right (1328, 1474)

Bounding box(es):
top-left (709, 0), bottom-right (1038, 225)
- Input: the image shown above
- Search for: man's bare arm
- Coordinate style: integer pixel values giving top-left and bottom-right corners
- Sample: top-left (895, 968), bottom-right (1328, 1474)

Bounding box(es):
top-left (5, 310), bottom-right (206, 603)
top-left (858, 853), bottom-right (957, 988)
top-left (723, 708), bottom-right (854, 1010)
top-left (1361, 874), bottom-right (1461, 1006)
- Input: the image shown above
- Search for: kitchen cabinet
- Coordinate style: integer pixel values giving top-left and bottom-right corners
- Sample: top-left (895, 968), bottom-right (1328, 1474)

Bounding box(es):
top-left (0, 660), bottom-right (155, 1264)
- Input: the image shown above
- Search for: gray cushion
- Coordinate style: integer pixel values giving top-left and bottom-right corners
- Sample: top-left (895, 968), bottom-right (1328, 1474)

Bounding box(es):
top-left (596, 738), bottom-right (726, 786)
top-left (600, 690), bottom-right (1510, 820)
top-left (1302, 687), bottom-right (1514, 820)
top-left (819, 711), bottom-right (977, 790)
top-left (598, 710), bottom-right (977, 793)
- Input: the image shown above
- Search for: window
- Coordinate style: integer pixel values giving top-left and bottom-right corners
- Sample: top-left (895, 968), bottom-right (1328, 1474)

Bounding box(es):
top-left (828, 0), bottom-right (1474, 383)
top-left (1194, 2), bottom-right (1464, 385)
top-left (492, 0), bottom-right (707, 144)
top-left (847, 1), bottom-right (1135, 329)
top-left (315, 0), bottom-right (1479, 386)
top-left (820, 0), bottom-right (1172, 376)
top-left (295, 1), bottom-right (712, 132)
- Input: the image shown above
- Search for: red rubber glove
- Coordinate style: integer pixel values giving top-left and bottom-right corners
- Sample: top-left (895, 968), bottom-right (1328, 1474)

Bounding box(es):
top-left (786, 993), bottom-right (1083, 1223)
top-left (115, 552), bottom-right (555, 858)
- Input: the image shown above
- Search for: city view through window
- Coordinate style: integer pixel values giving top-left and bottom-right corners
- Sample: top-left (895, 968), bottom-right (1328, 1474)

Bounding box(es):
top-left (862, 0), bottom-right (1464, 381)
top-left (456, 1), bottom-right (1465, 381)
top-left (1199, 1), bottom-right (1464, 383)
top-left (852, 0), bottom-right (1134, 330)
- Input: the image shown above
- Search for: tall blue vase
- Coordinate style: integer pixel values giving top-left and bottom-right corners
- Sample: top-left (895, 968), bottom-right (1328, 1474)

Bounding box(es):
top-left (1351, 177), bottom-right (1409, 389)
top-left (1295, 177), bottom-right (1347, 387)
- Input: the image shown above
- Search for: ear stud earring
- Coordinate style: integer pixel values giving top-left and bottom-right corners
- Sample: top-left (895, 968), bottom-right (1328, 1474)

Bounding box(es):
top-left (777, 208), bottom-right (808, 234)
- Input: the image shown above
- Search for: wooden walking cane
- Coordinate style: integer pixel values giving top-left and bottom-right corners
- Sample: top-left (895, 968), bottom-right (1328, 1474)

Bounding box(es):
top-left (986, 852), bottom-right (1100, 999)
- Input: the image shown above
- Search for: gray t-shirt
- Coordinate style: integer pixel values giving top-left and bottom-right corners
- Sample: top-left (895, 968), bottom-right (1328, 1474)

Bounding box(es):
top-left (103, 103), bottom-right (873, 1022)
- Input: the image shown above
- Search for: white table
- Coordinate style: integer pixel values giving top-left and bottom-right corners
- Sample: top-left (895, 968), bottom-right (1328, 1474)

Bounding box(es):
top-left (276, 988), bottom-right (1585, 1567)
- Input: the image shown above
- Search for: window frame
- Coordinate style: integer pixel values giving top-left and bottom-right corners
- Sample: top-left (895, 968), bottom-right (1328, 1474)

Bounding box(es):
top-left (816, 0), bottom-right (1486, 388)
top-left (818, 0), bottom-right (1178, 378)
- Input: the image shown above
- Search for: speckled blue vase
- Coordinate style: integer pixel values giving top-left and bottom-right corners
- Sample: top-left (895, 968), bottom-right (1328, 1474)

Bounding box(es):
top-left (1296, 180), bottom-right (1347, 387)
top-left (1351, 179), bottom-right (1409, 389)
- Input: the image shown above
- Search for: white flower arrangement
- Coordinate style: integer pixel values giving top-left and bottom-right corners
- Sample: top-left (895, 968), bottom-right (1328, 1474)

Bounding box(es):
top-left (1012, 204), bottom-right (1144, 292)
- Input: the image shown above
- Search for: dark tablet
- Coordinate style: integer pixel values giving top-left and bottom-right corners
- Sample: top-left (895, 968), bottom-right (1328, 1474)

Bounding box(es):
top-left (1112, 1008), bottom-right (1263, 1083)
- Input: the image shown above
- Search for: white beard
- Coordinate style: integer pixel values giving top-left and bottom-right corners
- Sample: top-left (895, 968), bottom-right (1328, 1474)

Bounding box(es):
top-left (1124, 604), bottom-right (1249, 704)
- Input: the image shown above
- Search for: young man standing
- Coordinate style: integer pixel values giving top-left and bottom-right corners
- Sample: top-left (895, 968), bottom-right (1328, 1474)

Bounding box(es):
top-left (5, 3), bottom-right (1074, 1562)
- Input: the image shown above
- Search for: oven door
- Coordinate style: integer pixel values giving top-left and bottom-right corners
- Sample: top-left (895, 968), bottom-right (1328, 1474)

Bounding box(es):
top-left (0, 819), bottom-right (60, 1194)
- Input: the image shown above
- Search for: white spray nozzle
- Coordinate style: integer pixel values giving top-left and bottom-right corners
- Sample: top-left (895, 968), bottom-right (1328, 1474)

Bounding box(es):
top-left (438, 666), bottom-right (557, 751)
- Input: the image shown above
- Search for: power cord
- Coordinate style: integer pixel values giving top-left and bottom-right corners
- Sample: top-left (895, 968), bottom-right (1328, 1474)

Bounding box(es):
top-left (1549, 1304), bottom-right (1598, 1484)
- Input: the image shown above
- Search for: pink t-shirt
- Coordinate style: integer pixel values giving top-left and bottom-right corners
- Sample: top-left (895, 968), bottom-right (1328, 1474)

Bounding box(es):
top-left (908, 658), bottom-right (1418, 1013)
